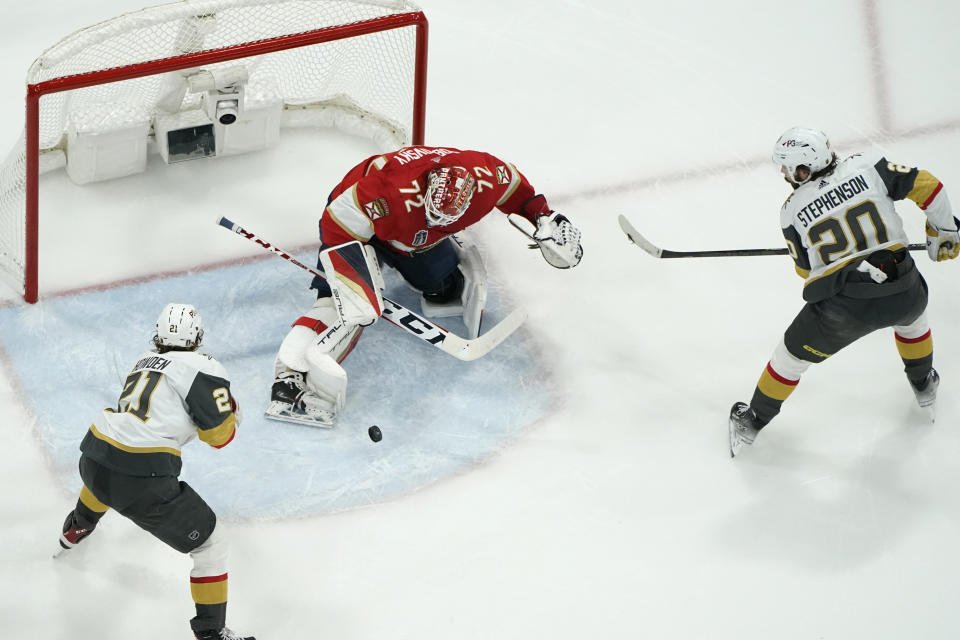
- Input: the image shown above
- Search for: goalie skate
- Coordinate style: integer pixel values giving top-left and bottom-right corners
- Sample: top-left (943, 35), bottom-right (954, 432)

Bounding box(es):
top-left (265, 372), bottom-right (337, 428)
top-left (265, 400), bottom-right (336, 428)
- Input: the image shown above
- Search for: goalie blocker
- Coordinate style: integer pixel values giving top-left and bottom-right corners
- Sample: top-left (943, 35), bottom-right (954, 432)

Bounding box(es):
top-left (419, 236), bottom-right (488, 339)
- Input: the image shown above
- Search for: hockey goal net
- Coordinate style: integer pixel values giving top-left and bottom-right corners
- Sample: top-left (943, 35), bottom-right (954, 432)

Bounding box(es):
top-left (0, 0), bottom-right (427, 302)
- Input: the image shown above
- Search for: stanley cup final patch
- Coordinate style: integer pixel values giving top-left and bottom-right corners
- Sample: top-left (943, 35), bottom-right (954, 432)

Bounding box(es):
top-left (364, 198), bottom-right (391, 220)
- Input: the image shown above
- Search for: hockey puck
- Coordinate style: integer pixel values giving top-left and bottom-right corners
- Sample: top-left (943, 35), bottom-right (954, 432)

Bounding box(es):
top-left (368, 425), bottom-right (382, 442)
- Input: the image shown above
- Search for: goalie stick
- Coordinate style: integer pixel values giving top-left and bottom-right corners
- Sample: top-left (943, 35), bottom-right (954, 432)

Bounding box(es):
top-left (507, 213), bottom-right (538, 245)
top-left (618, 214), bottom-right (926, 258)
top-left (216, 216), bottom-right (526, 361)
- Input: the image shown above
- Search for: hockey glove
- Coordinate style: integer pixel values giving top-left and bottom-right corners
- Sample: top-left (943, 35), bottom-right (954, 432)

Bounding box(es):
top-left (926, 217), bottom-right (960, 262)
top-left (533, 212), bottom-right (583, 269)
top-left (230, 395), bottom-right (242, 425)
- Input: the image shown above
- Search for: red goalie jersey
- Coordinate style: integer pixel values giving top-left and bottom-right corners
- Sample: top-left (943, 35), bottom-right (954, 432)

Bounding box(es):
top-left (320, 146), bottom-right (551, 253)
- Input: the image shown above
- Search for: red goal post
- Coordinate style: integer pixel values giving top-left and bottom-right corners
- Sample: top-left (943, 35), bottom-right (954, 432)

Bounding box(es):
top-left (1, 0), bottom-right (428, 303)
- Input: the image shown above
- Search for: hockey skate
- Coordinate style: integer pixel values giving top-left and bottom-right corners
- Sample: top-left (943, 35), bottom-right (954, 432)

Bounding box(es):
top-left (265, 370), bottom-right (336, 428)
top-left (728, 402), bottom-right (761, 458)
top-left (54, 510), bottom-right (94, 557)
top-left (911, 368), bottom-right (940, 421)
top-left (194, 627), bottom-right (255, 640)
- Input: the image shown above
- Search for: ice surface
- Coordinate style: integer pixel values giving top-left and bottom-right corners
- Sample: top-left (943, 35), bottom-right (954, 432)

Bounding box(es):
top-left (2, 1), bottom-right (960, 639)
top-left (0, 256), bottom-right (550, 519)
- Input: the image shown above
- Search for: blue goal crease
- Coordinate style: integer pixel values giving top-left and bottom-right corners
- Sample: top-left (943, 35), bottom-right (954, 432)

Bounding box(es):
top-left (0, 253), bottom-right (551, 519)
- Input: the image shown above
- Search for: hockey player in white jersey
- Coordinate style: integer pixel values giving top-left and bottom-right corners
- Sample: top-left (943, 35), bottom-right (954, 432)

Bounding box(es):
top-left (729, 127), bottom-right (959, 457)
top-left (56, 304), bottom-right (254, 640)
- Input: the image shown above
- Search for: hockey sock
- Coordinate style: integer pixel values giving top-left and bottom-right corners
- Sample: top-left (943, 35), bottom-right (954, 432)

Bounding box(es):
top-left (75, 485), bottom-right (109, 528)
top-left (895, 330), bottom-right (934, 386)
top-left (749, 362), bottom-right (801, 426)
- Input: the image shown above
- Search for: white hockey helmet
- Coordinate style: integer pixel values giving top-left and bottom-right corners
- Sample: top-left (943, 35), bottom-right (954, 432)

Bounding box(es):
top-left (424, 166), bottom-right (477, 227)
top-left (154, 303), bottom-right (203, 350)
top-left (772, 126), bottom-right (834, 185)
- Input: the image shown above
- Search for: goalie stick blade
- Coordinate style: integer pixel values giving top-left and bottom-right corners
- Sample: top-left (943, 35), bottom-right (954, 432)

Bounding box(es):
top-left (438, 308), bottom-right (527, 361)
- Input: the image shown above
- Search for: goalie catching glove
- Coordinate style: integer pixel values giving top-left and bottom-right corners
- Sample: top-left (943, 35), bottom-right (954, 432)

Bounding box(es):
top-left (533, 212), bottom-right (583, 269)
top-left (926, 217), bottom-right (960, 262)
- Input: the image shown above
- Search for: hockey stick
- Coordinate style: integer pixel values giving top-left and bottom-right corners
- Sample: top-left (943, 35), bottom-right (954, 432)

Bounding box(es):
top-left (618, 214), bottom-right (926, 258)
top-left (216, 217), bottom-right (526, 361)
top-left (507, 214), bottom-right (538, 246)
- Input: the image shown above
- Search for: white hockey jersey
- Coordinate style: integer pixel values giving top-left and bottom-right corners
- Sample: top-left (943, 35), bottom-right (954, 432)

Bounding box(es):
top-left (780, 152), bottom-right (952, 301)
top-left (80, 348), bottom-right (238, 476)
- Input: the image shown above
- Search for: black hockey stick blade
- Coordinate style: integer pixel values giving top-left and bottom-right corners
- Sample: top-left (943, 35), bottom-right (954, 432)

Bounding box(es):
top-left (618, 214), bottom-right (787, 258)
top-left (618, 214), bottom-right (925, 258)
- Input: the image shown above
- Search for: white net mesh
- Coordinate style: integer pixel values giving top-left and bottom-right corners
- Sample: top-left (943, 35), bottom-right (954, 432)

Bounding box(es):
top-left (0, 137), bottom-right (28, 292)
top-left (0, 0), bottom-right (424, 297)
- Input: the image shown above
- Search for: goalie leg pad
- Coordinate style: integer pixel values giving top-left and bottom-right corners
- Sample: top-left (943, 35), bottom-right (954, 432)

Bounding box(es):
top-left (320, 241), bottom-right (385, 327)
top-left (304, 347), bottom-right (347, 414)
top-left (420, 236), bottom-right (488, 339)
top-left (266, 349), bottom-right (350, 428)
top-left (277, 297), bottom-right (341, 372)
top-left (271, 298), bottom-right (362, 427)
top-left (277, 297), bottom-right (362, 372)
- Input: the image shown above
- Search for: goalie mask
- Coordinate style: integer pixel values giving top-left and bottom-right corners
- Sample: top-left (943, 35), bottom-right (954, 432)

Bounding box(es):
top-left (424, 166), bottom-right (477, 227)
top-left (772, 126), bottom-right (834, 185)
top-left (154, 303), bottom-right (204, 350)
